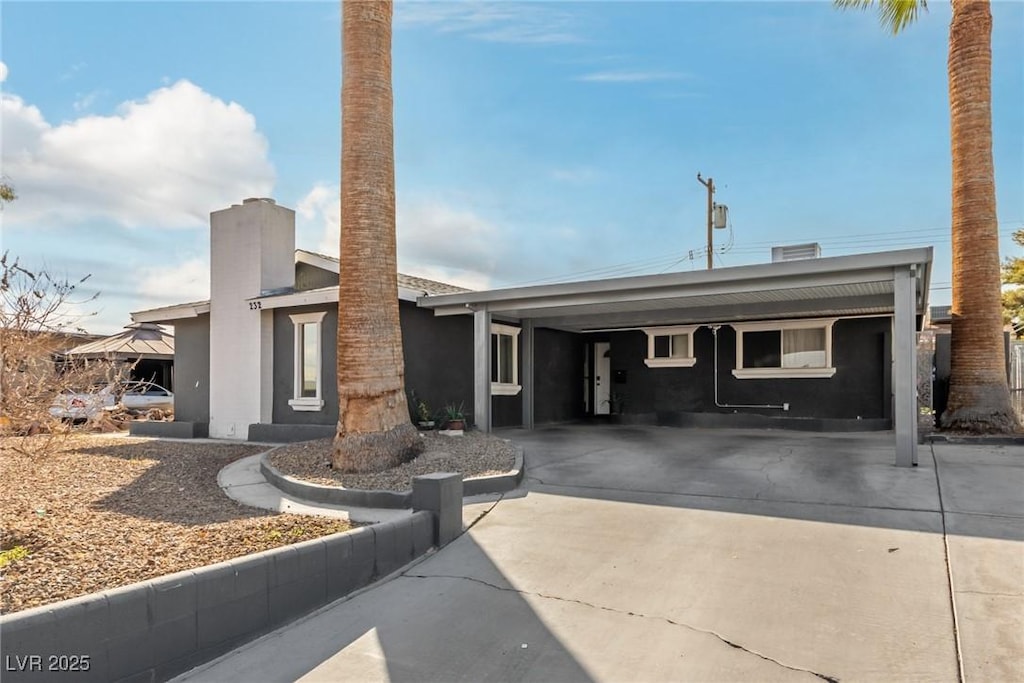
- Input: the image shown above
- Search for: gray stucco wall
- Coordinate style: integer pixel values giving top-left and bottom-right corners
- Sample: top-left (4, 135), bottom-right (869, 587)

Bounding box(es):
top-left (171, 315), bottom-right (211, 424)
top-left (295, 262), bottom-right (337, 291)
top-left (534, 327), bottom-right (586, 424)
top-left (399, 302), bottom-right (474, 425)
top-left (272, 305), bottom-right (340, 425)
top-left (592, 317), bottom-right (892, 422)
top-left (270, 302), bottom-right (475, 428)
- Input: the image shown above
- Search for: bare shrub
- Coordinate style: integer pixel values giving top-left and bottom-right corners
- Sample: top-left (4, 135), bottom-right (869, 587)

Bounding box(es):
top-left (0, 252), bottom-right (125, 452)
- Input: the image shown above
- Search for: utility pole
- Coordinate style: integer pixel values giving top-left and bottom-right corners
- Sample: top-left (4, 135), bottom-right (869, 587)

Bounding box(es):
top-left (696, 172), bottom-right (715, 270)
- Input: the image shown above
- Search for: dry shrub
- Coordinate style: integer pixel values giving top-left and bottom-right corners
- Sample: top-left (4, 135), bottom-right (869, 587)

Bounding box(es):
top-left (0, 252), bottom-right (126, 453)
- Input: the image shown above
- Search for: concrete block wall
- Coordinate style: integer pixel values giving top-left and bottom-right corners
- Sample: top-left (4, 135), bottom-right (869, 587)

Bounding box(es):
top-left (0, 512), bottom-right (436, 683)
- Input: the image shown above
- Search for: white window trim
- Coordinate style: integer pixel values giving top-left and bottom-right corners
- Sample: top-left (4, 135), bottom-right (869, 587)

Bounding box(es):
top-left (731, 318), bottom-right (837, 379)
top-left (491, 323), bottom-right (522, 396)
top-left (288, 311), bottom-right (326, 411)
top-left (642, 325), bottom-right (698, 368)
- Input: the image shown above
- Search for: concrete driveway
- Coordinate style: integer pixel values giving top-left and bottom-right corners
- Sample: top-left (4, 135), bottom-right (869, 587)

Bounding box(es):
top-left (180, 425), bottom-right (1023, 682)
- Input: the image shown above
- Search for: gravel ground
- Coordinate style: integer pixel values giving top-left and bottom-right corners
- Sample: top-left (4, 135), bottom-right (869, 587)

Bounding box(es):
top-left (269, 430), bottom-right (518, 491)
top-left (0, 434), bottom-right (353, 614)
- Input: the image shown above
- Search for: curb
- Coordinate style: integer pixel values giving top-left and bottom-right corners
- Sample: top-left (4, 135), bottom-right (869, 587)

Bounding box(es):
top-left (259, 446), bottom-right (525, 510)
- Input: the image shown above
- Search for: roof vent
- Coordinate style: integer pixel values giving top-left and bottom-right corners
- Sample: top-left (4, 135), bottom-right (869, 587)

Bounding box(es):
top-left (772, 242), bottom-right (821, 263)
top-left (242, 197), bottom-right (276, 205)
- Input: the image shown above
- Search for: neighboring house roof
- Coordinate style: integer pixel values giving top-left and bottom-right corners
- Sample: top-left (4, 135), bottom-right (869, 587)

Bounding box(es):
top-left (295, 249), bottom-right (470, 296)
top-left (418, 247), bottom-right (934, 332)
top-left (134, 250), bottom-right (468, 323)
top-left (59, 322), bottom-right (174, 360)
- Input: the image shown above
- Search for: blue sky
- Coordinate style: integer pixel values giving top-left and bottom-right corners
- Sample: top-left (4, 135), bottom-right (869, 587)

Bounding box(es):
top-left (2, 1), bottom-right (1022, 334)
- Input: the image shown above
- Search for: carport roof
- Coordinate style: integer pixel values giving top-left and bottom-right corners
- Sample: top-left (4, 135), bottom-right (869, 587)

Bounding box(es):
top-left (418, 247), bottom-right (933, 331)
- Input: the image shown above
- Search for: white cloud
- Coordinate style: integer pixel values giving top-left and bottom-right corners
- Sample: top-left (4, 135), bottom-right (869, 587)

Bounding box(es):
top-left (135, 257), bottom-right (210, 308)
top-left (396, 1), bottom-right (581, 45)
top-left (72, 89), bottom-right (103, 112)
top-left (1, 79), bottom-right (274, 229)
top-left (577, 70), bottom-right (689, 83)
top-left (298, 183), bottom-right (502, 290)
top-left (0, 61), bottom-right (7, 83)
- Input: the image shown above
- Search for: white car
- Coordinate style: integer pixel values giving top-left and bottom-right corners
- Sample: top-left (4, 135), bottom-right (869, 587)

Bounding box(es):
top-left (49, 381), bottom-right (174, 420)
top-left (49, 385), bottom-right (117, 420)
top-left (119, 382), bottom-right (174, 413)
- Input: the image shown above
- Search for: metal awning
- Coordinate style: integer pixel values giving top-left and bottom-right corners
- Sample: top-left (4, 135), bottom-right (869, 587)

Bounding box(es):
top-left (418, 247), bottom-right (932, 330)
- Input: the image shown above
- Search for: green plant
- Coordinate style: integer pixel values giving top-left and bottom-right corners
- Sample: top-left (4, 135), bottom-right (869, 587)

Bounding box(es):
top-left (443, 401), bottom-right (465, 422)
top-left (416, 399), bottom-right (432, 423)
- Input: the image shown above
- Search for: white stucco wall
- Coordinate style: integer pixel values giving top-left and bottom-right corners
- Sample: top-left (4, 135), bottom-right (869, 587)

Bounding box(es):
top-left (209, 198), bottom-right (295, 439)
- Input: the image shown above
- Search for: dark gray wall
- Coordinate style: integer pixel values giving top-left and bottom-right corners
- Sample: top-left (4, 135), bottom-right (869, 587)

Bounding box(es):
top-left (295, 262), bottom-right (337, 291)
top-left (272, 305), bottom-right (340, 425)
top-left (590, 317), bottom-right (892, 422)
top-left (171, 315), bottom-right (210, 424)
top-left (534, 327), bottom-right (586, 424)
top-left (271, 302), bottom-right (475, 428)
top-left (399, 302), bottom-right (475, 425)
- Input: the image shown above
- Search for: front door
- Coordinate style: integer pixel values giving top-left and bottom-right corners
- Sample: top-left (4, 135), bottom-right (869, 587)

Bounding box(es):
top-left (594, 342), bottom-right (611, 415)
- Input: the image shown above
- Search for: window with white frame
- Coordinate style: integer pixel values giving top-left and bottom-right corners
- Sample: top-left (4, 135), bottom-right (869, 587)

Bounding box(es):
top-left (288, 311), bottom-right (326, 410)
top-left (642, 326), bottom-right (697, 368)
top-left (731, 318), bottom-right (837, 379)
top-left (491, 323), bottom-right (521, 395)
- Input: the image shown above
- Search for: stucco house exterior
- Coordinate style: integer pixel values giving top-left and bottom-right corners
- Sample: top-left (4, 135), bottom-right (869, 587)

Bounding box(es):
top-left (132, 197), bottom-right (932, 466)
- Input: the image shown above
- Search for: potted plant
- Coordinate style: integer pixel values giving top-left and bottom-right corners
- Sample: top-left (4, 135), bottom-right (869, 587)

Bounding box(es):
top-left (443, 401), bottom-right (466, 431)
top-left (416, 399), bottom-right (435, 430)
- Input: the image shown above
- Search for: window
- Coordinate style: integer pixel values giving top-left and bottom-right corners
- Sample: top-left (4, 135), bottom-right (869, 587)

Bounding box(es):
top-left (642, 326), bottom-right (697, 368)
top-left (288, 312), bottom-right (326, 410)
top-left (491, 323), bottom-right (521, 395)
top-left (732, 318), bottom-right (837, 379)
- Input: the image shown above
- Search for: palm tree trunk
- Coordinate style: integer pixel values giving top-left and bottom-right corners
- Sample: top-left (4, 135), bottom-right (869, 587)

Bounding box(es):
top-left (334, 0), bottom-right (420, 471)
top-left (940, 0), bottom-right (1017, 432)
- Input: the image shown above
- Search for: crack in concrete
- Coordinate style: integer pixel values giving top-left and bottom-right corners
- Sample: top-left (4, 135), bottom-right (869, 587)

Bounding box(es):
top-left (930, 443), bottom-right (966, 683)
top-left (753, 451), bottom-right (788, 500)
top-left (956, 589), bottom-right (1024, 598)
top-left (464, 493), bottom-right (504, 532)
top-left (402, 573), bottom-right (839, 682)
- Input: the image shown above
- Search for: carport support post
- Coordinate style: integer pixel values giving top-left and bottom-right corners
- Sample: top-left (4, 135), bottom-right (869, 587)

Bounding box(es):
top-left (521, 319), bottom-right (535, 429)
top-left (893, 266), bottom-right (918, 467)
top-left (474, 308), bottom-right (492, 432)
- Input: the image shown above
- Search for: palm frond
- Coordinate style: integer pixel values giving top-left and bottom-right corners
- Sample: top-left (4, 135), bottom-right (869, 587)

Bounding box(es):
top-left (834, 0), bottom-right (928, 34)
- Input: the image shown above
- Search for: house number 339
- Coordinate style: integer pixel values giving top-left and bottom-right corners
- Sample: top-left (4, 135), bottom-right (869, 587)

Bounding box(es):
top-left (249, 301), bottom-right (262, 310)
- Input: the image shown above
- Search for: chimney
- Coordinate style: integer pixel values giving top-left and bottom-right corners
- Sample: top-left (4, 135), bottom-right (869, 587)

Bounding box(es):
top-left (208, 198), bottom-right (295, 439)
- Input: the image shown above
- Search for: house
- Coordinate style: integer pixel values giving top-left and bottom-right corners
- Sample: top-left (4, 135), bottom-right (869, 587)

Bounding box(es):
top-left (132, 197), bottom-right (932, 466)
top-left (131, 197), bottom-right (475, 443)
top-left (57, 322), bottom-right (174, 389)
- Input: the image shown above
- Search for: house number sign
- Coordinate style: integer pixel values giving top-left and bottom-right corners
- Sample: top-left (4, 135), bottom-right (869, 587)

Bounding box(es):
top-left (249, 301), bottom-right (263, 310)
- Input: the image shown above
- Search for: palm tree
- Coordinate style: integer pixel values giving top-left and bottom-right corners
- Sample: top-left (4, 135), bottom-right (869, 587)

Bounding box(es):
top-left (334, 0), bottom-right (421, 471)
top-left (836, 0), bottom-right (1018, 432)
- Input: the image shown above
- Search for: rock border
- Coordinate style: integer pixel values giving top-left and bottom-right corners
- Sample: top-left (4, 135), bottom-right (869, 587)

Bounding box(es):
top-left (259, 446), bottom-right (524, 509)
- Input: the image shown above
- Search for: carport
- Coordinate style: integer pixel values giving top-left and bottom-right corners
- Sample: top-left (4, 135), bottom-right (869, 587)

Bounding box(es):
top-left (419, 247), bottom-right (932, 467)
